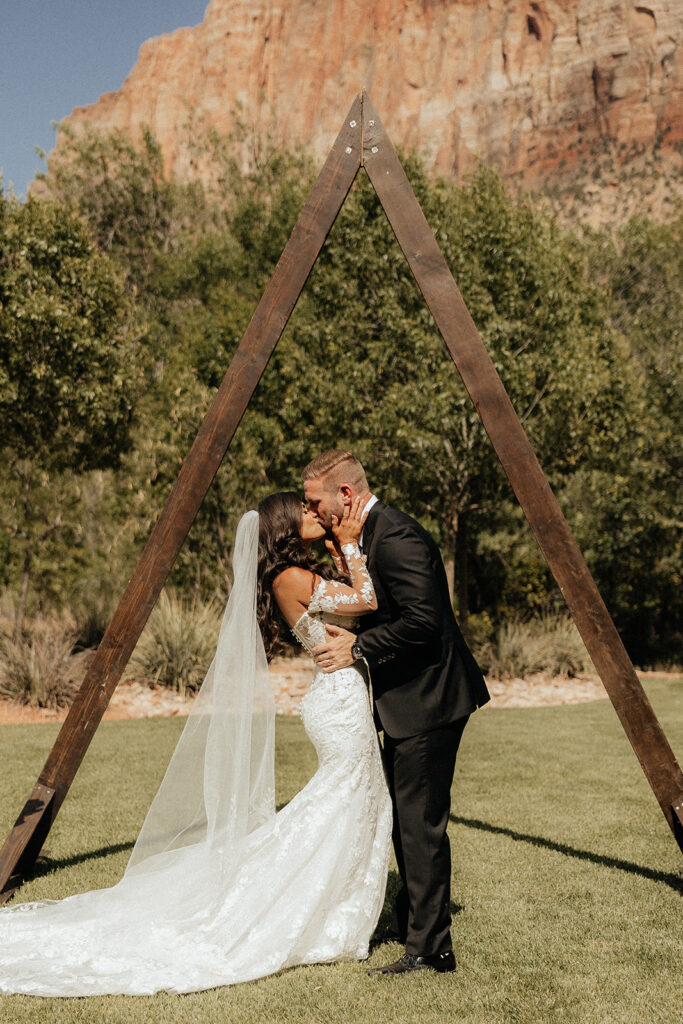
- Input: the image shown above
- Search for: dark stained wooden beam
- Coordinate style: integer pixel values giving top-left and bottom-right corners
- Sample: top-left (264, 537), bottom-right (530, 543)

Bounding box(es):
top-left (0, 784), bottom-right (55, 902)
top-left (361, 92), bottom-right (683, 851)
top-left (0, 95), bottom-right (363, 903)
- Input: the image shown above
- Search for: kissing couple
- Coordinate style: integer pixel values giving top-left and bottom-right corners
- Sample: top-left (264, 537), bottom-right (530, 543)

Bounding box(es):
top-left (0, 450), bottom-right (490, 996)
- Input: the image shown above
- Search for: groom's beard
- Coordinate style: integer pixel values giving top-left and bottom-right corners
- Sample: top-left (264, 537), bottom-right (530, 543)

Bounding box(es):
top-left (315, 506), bottom-right (342, 531)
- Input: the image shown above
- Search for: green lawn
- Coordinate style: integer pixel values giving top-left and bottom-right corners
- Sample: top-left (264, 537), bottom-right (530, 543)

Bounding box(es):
top-left (0, 678), bottom-right (681, 1024)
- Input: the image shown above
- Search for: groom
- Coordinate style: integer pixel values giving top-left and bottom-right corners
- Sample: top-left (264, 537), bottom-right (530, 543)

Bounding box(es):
top-left (302, 450), bottom-right (490, 976)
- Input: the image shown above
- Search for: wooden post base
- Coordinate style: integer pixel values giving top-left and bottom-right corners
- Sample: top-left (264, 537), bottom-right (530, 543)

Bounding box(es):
top-left (0, 783), bottom-right (55, 905)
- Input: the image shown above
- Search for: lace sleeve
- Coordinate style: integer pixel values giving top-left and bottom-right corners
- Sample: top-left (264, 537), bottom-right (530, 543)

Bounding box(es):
top-left (308, 543), bottom-right (376, 615)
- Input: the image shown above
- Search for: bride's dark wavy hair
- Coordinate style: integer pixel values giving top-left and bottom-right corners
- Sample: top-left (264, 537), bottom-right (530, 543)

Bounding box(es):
top-left (257, 492), bottom-right (338, 662)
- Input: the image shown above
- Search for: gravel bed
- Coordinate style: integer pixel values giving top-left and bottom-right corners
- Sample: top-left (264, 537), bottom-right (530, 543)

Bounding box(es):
top-left (0, 656), bottom-right (622, 724)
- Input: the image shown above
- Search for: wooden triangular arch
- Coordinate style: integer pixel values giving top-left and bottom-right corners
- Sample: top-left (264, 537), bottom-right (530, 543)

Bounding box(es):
top-left (1, 92), bottom-right (681, 901)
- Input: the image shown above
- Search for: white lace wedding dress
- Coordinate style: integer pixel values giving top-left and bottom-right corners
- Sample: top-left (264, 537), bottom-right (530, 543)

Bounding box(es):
top-left (0, 519), bottom-right (392, 997)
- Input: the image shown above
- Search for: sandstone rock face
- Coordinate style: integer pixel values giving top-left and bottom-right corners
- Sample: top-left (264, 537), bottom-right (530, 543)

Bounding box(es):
top-left (61, 0), bottom-right (682, 209)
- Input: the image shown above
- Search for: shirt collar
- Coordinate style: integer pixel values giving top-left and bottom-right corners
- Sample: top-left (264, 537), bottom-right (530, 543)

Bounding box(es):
top-left (359, 494), bottom-right (379, 548)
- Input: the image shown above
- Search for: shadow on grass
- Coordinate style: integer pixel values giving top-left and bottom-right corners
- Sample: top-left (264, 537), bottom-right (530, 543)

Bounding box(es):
top-left (451, 814), bottom-right (683, 892)
top-left (36, 840), bottom-right (135, 877)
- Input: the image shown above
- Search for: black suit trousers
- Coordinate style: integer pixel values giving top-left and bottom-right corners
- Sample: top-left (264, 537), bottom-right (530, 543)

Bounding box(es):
top-left (382, 715), bottom-right (469, 956)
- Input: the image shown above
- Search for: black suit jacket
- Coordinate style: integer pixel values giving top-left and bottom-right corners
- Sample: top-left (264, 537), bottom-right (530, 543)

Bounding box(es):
top-left (355, 501), bottom-right (490, 738)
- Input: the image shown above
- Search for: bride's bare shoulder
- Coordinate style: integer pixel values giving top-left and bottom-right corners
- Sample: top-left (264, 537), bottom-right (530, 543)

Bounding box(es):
top-left (272, 567), bottom-right (318, 625)
top-left (272, 567), bottom-right (317, 601)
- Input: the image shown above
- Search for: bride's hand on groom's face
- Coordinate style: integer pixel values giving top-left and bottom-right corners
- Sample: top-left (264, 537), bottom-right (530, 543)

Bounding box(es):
top-left (331, 497), bottom-right (367, 547)
top-left (312, 624), bottom-right (356, 673)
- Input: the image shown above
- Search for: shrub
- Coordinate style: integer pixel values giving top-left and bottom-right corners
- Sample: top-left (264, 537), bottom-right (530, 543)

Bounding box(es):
top-left (0, 612), bottom-right (91, 708)
top-left (127, 590), bottom-right (222, 696)
top-left (476, 613), bottom-right (593, 680)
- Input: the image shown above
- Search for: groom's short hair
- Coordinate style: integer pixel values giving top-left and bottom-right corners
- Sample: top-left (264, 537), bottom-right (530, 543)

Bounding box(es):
top-left (302, 450), bottom-right (369, 493)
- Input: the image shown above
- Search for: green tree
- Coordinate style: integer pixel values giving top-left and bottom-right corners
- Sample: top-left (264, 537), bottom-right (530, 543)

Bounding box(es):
top-left (578, 213), bottom-right (683, 662)
top-left (26, 125), bottom-right (678, 661)
top-left (0, 193), bottom-right (141, 634)
top-left (175, 160), bottom-right (645, 638)
top-left (37, 124), bottom-right (189, 289)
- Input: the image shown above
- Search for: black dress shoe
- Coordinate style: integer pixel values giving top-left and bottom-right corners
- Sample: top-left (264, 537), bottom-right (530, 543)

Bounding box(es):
top-left (369, 927), bottom-right (405, 947)
top-left (368, 950), bottom-right (456, 976)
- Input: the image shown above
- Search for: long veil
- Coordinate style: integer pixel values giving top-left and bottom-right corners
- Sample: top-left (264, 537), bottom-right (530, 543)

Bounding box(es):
top-left (125, 510), bottom-right (275, 875)
top-left (0, 509), bottom-right (394, 997)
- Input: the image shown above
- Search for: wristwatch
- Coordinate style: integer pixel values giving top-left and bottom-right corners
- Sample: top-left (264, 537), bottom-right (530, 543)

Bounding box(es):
top-left (351, 640), bottom-right (363, 661)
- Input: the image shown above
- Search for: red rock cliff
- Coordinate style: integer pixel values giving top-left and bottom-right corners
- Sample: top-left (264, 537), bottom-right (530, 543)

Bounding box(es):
top-left (61, 0), bottom-right (682, 202)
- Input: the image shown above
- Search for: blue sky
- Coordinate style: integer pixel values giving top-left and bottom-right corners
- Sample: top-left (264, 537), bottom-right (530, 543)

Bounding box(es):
top-left (1, 0), bottom-right (209, 197)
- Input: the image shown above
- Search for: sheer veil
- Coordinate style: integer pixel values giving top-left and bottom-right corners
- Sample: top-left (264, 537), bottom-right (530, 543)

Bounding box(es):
top-left (125, 510), bottom-right (275, 875)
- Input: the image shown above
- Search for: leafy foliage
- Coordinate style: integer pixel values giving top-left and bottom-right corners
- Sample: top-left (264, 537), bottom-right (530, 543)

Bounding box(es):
top-left (37, 124), bottom-right (187, 288)
top-left (576, 213), bottom-right (683, 661)
top-left (3, 125), bottom-right (680, 663)
top-left (0, 194), bottom-right (140, 469)
top-left (0, 191), bottom-right (143, 635)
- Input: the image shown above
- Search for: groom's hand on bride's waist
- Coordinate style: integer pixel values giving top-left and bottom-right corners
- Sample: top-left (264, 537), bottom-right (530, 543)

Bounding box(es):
top-left (312, 624), bottom-right (356, 673)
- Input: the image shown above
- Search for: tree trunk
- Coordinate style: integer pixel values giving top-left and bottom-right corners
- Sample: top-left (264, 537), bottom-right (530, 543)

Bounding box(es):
top-left (13, 547), bottom-right (32, 642)
top-left (455, 512), bottom-right (470, 642)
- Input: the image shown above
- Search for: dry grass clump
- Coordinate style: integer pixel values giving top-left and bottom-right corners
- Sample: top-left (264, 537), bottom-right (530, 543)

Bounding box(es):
top-left (0, 611), bottom-right (92, 708)
top-left (477, 613), bottom-right (593, 680)
top-left (127, 590), bottom-right (222, 696)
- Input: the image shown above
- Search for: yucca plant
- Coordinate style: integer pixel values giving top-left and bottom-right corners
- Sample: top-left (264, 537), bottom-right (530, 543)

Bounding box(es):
top-left (0, 612), bottom-right (92, 708)
top-left (477, 613), bottom-right (592, 680)
top-left (127, 590), bottom-right (223, 696)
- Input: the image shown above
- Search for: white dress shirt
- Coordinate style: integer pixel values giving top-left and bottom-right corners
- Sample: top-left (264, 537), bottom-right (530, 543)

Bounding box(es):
top-left (359, 494), bottom-right (379, 551)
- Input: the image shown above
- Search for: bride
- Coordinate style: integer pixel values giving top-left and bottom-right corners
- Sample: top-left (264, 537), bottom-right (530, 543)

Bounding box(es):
top-left (0, 494), bottom-right (392, 996)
